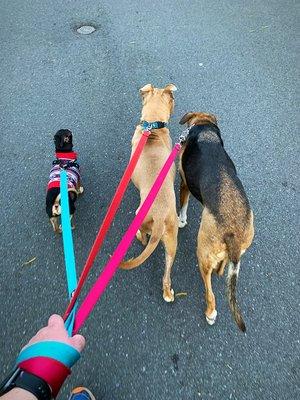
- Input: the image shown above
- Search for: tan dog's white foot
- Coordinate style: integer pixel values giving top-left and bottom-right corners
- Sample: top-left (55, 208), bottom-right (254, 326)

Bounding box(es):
top-left (206, 310), bottom-right (218, 325)
top-left (178, 215), bottom-right (187, 228)
top-left (163, 288), bottom-right (175, 302)
top-left (136, 230), bottom-right (147, 246)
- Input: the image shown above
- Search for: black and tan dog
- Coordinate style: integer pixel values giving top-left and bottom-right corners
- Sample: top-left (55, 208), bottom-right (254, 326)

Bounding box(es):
top-left (178, 112), bottom-right (254, 331)
top-left (46, 129), bottom-right (83, 233)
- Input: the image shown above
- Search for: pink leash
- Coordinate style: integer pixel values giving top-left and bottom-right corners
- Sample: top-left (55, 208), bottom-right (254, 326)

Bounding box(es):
top-left (72, 143), bottom-right (181, 334)
top-left (63, 130), bottom-right (150, 322)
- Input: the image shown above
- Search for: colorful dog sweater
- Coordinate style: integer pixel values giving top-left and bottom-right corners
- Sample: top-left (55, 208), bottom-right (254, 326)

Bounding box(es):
top-left (47, 152), bottom-right (80, 190)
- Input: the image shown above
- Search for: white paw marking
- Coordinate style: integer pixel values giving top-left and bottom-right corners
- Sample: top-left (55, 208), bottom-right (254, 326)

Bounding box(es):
top-left (163, 288), bottom-right (175, 302)
top-left (178, 216), bottom-right (187, 228)
top-left (78, 186), bottom-right (84, 194)
top-left (206, 310), bottom-right (218, 325)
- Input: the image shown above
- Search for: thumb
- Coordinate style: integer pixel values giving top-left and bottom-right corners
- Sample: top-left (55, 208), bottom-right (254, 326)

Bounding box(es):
top-left (70, 334), bottom-right (86, 352)
top-left (48, 314), bottom-right (64, 328)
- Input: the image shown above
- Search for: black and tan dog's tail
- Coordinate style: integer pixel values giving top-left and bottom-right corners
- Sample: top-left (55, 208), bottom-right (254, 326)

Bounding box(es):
top-left (119, 222), bottom-right (164, 270)
top-left (224, 233), bottom-right (246, 332)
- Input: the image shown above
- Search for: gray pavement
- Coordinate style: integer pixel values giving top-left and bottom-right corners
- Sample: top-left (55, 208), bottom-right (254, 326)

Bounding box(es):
top-left (0, 0), bottom-right (299, 399)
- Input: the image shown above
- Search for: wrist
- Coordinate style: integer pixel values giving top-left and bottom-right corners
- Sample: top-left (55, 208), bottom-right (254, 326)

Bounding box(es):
top-left (0, 369), bottom-right (52, 400)
top-left (1, 387), bottom-right (38, 400)
top-left (15, 341), bottom-right (80, 398)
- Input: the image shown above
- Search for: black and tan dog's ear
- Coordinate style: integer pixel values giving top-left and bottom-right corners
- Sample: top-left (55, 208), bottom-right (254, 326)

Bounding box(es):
top-left (179, 112), bottom-right (195, 125)
top-left (210, 114), bottom-right (218, 124)
top-left (140, 83), bottom-right (154, 96)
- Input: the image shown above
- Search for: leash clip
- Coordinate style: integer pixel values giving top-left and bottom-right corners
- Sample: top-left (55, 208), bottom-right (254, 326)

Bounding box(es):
top-left (179, 128), bottom-right (190, 144)
top-left (179, 125), bottom-right (194, 144)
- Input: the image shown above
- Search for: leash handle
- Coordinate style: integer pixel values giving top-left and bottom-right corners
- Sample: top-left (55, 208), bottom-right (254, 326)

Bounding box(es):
top-left (60, 170), bottom-right (78, 336)
top-left (63, 130), bottom-right (151, 323)
top-left (72, 143), bottom-right (181, 334)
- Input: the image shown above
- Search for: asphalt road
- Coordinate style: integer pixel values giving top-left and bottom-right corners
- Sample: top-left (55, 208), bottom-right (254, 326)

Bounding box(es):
top-left (0, 1), bottom-right (299, 399)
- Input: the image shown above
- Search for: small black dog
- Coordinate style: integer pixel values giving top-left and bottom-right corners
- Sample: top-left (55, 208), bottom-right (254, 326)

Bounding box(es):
top-left (46, 129), bottom-right (83, 233)
top-left (178, 112), bottom-right (254, 332)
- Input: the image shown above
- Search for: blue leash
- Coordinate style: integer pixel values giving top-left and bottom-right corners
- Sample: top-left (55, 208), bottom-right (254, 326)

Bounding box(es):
top-left (60, 169), bottom-right (78, 336)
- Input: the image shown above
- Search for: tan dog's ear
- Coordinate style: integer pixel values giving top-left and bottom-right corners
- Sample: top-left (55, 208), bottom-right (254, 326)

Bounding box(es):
top-left (163, 83), bottom-right (177, 93)
top-left (140, 83), bottom-right (154, 96)
top-left (179, 112), bottom-right (195, 125)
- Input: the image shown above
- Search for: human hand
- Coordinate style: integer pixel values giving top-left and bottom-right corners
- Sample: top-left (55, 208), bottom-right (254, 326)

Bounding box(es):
top-left (24, 314), bottom-right (85, 353)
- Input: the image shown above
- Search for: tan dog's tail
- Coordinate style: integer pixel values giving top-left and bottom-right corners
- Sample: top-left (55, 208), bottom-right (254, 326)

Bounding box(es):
top-left (224, 233), bottom-right (246, 332)
top-left (119, 222), bottom-right (164, 270)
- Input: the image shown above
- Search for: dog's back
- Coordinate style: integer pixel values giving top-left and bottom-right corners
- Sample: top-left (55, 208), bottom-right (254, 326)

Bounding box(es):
top-left (182, 124), bottom-right (251, 233)
top-left (179, 112), bottom-right (254, 332)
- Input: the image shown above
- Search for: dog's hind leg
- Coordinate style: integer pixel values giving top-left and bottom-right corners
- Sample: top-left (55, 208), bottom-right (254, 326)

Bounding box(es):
top-left (179, 178), bottom-right (190, 228)
top-left (50, 217), bottom-right (61, 233)
top-left (70, 214), bottom-right (75, 230)
top-left (161, 224), bottom-right (178, 302)
top-left (199, 258), bottom-right (218, 325)
top-left (197, 236), bottom-right (218, 324)
top-left (215, 257), bottom-right (227, 276)
top-left (76, 180), bottom-right (84, 194)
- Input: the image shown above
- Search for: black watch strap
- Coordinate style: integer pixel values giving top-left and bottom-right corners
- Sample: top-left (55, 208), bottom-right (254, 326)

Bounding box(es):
top-left (0, 368), bottom-right (52, 400)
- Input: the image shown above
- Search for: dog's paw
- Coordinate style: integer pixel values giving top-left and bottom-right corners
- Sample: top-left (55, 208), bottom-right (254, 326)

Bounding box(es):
top-left (178, 216), bottom-right (187, 228)
top-left (136, 230), bottom-right (147, 246)
top-left (163, 288), bottom-right (175, 303)
top-left (206, 310), bottom-right (218, 325)
top-left (78, 186), bottom-right (84, 194)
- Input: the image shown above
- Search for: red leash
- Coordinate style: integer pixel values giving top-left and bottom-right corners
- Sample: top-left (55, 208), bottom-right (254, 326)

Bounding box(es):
top-left (63, 130), bottom-right (150, 322)
top-left (72, 143), bottom-right (181, 333)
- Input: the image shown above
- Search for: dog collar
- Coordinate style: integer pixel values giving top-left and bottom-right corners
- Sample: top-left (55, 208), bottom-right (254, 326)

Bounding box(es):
top-left (55, 152), bottom-right (77, 160)
top-left (141, 121), bottom-right (168, 131)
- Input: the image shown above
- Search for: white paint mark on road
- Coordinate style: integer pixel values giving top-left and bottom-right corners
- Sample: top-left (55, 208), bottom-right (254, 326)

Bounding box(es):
top-left (77, 25), bottom-right (96, 35)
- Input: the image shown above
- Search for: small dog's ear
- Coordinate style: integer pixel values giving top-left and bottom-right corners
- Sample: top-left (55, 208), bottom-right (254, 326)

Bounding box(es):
top-left (179, 112), bottom-right (195, 125)
top-left (60, 134), bottom-right (65, 148)
top-left (54, 133), bottom-right (59, 147)
top-left (140, 83), bottom-right (154, 96)
top-left (163, 83), bottom-right (177, 93)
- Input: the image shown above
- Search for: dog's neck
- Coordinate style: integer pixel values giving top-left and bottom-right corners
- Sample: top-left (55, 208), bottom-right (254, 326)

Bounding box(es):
top-left (140, 108), bottom-right (171, 125)
top-left (55, 147), bottom-right (73, 153)
top-left (191, 119), bottom-right (218, 128)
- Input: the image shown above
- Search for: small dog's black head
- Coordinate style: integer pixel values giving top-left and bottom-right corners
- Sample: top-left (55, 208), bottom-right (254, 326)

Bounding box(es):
top-left (54, 129), bottom-right (73, 152)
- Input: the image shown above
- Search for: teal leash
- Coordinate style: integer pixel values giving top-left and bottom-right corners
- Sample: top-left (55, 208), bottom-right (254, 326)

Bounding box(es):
top-left (60, 169), bottom-right (78, 336)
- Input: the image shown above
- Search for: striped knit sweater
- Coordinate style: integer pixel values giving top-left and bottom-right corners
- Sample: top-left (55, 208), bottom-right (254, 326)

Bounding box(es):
top-left (47, 152), bottom-right (80, 190)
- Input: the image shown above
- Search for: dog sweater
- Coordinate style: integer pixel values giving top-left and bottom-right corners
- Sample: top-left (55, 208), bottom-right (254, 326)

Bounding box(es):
top-left (47, 151), bottom-right (80, 190)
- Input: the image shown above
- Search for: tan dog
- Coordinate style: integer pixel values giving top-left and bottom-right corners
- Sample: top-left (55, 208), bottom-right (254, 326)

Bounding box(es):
top-left (178, 112), bottom-right (254, 331)
top-left (120, 83), bottom-right (179, 302)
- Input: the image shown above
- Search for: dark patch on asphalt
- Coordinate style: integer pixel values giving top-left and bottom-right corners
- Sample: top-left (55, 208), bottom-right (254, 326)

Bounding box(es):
top-left (171, 353), bottom-right (179, 371)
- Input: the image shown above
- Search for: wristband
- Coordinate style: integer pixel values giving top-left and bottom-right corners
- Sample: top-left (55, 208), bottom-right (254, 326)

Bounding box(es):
top-left (16, 341), bottom-right (81, 398)
top-left (0, 368), bottom-right (52, 400)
